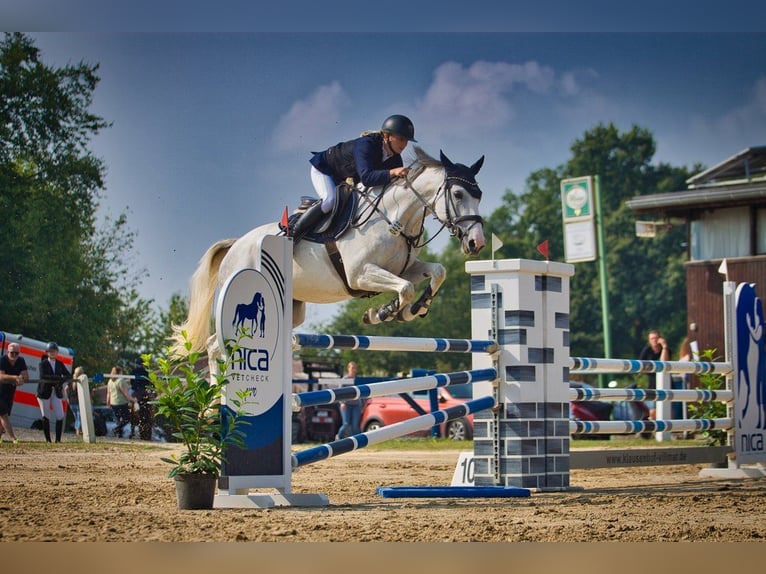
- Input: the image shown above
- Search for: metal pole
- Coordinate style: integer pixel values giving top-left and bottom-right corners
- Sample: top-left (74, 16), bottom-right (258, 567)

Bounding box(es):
top-left (594, 175), bottom-right (612, 387)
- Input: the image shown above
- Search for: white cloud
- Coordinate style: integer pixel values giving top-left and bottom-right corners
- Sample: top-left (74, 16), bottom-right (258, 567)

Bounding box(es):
top-left (415, 60), bottom-right (580, 137)
top-left (272, 81), bottom-right (350, 151)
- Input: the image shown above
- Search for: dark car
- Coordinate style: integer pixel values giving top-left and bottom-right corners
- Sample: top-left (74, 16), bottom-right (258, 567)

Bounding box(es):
top-left (569, 380), bottom-right (652, 439)
top-left (292, 360), bottom-right (344, 444)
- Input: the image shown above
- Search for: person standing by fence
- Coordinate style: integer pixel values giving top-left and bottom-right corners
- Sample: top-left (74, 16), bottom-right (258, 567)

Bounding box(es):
top-left (130, 358), bottom-right (153, 440)
top-left (37, 342), bottom-right (70, 443)
top-left (0, 343), bottom-right (28, 444)
top-left (638, 330), bottom-right (670, 390)
top-left (336, 361), bottom-right (363, 439)
top-left (106, 366), bottom-right (134, 438)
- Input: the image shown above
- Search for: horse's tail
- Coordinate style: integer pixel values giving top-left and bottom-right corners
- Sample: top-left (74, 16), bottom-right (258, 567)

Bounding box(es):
top-left (170, 238), bottom-right (237, 357)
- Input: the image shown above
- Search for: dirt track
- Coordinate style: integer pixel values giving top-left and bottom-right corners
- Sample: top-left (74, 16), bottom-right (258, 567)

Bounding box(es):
top-left (1, 429), bottom-right (765, 543)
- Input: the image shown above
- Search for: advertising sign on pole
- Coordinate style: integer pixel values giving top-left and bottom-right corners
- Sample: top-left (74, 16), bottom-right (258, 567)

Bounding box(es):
top-left (561, 176), bottom-right (596, 263)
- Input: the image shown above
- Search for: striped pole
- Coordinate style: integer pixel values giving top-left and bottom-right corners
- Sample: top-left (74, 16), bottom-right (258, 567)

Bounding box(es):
top-left (292, 368), bottom-right (497, 410)
top-left (569, 387), bottom-right (734, 403)
top-left (569, 357), bottom-right (732, 375)
top-left (570, 417), bottom-right (733, 435)
top-left (293, 333), bottom-right (498, 354)
top-left (292, 395), bottom-right (496, 469)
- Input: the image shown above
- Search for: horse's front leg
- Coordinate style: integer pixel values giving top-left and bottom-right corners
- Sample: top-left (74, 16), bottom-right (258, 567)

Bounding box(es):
top-left (351, 264), bottom-right (415, 325)
top-left (395, 260), bottom-right (446, 322)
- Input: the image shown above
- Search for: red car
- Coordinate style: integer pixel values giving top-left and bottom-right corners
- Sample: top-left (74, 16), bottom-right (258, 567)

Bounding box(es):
top-left (360, 384), bottom-right (475, 441)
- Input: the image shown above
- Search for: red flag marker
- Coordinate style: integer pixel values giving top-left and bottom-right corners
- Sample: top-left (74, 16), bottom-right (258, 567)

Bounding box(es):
top-left (281, 206), bottom-right (290, 236)
top-left (536, 239), bottom-right (549, 260)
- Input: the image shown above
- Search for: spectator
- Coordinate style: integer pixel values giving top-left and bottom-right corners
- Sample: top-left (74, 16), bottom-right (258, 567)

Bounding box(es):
top-left (130, 358), bottom-right (153, 440)
top-left (0, 343), bottom-right (28, 444)
top-left (106, 366), bottom-right (135, 438)
top-left (336, 361), bottom-right (363, 439)
top-left (37, 342), bottom-right (71, 443)
top-left (65, 366), bottom-right (88, 437)
top-left (638, 330), bottom-right (670, 390)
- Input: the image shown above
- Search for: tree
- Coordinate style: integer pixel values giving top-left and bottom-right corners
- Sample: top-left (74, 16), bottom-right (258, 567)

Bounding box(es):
top-left (490, 123), bottom-right (692, 362)
top-left (146, 292), bottom-right (190, 356)
top-left (0, 33), bottom-right (156, 374)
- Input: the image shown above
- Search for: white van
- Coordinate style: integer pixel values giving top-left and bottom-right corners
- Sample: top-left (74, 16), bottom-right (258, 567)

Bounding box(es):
top-left (0, 331), bottom-right (75, 430)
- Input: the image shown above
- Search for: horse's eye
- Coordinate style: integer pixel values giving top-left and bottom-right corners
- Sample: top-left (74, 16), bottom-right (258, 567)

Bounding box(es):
top-left (454, 190), bottom-right (463, 200)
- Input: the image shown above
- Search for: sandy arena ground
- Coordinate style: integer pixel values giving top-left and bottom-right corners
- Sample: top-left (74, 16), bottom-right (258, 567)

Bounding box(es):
top-left (1, 428), bottom-right (765, 543)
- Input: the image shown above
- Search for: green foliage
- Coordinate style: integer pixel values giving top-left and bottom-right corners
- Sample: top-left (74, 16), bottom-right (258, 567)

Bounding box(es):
top-left (0, 33), bottom-right (158, 373)
top-left (489, 123), bottom-right (692, 359)
top-left (686, 349), bottom-right (728, 446)
top-left (149, 332), bottom-right (250, 478)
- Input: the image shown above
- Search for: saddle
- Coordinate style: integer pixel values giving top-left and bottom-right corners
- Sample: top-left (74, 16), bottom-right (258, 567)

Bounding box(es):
top-left (279, 182), bottom-right (358, 243)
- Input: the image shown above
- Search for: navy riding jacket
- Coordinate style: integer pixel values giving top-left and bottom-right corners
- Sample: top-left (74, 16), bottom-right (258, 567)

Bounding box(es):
top-left (310, 132), bottom-right (403, 188)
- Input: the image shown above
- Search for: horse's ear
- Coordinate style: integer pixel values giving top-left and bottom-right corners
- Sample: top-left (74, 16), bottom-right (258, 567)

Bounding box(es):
top-left (470, 155), bottom-right (485, 176)
top-left (440, 150), bottom-right (455, 169)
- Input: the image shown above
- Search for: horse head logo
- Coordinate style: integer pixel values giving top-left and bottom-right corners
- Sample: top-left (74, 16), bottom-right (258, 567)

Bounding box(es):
top-left (736, 283), bottom-right (766, 429)
top-left (232, 291), bottom-right (267, 338)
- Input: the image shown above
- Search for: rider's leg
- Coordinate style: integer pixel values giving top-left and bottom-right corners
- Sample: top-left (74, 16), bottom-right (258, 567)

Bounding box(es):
top-left (292, 167), bottom-right (336, 241)
top-left (310, 166), bottom-right (337, 214)
top-left (291, 202), bottom-right (325, 241)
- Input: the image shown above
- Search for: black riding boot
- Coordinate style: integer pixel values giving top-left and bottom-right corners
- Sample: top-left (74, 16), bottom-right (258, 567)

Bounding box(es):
top-left (42, 416), bottom-right (52, 442)
top-left (291, 202), bottom-right (326, 243)
top-left (55, 420), bottom-right (63, 443)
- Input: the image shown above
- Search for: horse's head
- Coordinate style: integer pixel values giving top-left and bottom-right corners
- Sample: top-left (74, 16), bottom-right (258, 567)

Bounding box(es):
top-left (438, 150), bottom-right (486, 256)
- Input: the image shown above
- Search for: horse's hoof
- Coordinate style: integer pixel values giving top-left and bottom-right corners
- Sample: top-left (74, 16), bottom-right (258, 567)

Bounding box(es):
top-left (363, 310), bottom-right (379, 325)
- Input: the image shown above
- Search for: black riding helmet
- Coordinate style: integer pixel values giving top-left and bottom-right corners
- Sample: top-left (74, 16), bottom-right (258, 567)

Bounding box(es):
top-left (381, 114), bottom-right (417, 142)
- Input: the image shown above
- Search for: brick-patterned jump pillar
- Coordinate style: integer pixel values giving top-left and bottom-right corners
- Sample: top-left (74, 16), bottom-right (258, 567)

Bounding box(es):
top-left (467, 259), bottom-right (575, 490)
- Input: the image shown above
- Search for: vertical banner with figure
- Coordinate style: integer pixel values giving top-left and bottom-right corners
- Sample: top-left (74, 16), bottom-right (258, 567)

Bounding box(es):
top-left (214, 235), bottom-right (293, 493)
top-left (734, 283), bottom-right (766, 464)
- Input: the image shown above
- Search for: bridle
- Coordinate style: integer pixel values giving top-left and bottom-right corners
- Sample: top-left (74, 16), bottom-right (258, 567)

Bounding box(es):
top-left (399, 163), bottom-right (484, 247)
top-left (352, 161), bottom-right (484, 274)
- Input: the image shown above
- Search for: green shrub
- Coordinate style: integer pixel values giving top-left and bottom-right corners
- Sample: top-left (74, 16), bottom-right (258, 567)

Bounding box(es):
top-left (686, 348), bottom-right (728, 447)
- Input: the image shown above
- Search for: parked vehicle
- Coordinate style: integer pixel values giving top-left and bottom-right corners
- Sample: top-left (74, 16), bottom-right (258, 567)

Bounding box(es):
top-left (292, 360), bottom-right (343, 444)
top-left (360, 383), bottom-right (474, 441)
top-left (609, 381), bottom-right (653, 439)
top-left (569, 380), bottom-right (651, 439)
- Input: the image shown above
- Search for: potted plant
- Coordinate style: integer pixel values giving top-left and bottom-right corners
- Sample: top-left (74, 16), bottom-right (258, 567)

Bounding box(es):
top-left (148, 332), bottom-right (250, 510)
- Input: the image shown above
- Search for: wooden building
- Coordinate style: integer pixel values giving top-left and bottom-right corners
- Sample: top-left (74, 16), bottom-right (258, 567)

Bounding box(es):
top-left (626, 146), bottom-right (766, 357)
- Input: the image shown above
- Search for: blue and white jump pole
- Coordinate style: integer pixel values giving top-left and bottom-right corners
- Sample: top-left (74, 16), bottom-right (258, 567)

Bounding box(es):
top-left (209, 234), bottom-right (765, 506)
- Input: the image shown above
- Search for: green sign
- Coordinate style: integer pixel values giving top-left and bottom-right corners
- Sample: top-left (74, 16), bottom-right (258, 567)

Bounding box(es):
top-left (561, 176), bottom-right (594, 221)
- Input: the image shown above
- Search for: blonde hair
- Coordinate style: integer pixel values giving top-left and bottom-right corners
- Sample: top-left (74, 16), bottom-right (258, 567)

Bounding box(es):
top-left (74, 366), bottom-right (84, 377)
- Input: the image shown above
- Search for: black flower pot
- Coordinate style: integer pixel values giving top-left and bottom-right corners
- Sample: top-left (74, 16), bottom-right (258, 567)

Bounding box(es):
top-left (174, 473), bottom-right (217, 510)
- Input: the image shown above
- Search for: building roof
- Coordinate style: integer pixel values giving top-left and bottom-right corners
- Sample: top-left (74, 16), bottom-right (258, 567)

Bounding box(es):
top-left (686, 146), bottom-right (766, 188)
top-left (626, 146), bottom-right (766, 218)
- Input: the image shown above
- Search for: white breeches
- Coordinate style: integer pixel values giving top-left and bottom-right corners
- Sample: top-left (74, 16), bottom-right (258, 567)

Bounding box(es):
top-left (37, 395), bottom-right (65, 421)
top-left (310, 166), bottom-right (337, 213)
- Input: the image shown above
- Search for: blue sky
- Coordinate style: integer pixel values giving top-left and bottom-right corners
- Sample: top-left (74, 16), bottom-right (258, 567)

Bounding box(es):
top-left (23, 31), bottom-right (766, 328)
